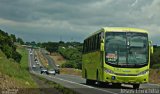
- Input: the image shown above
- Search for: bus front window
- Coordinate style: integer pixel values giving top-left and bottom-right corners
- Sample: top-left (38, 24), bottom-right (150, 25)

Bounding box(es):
top-left (105, 32), bottom-right (148, 67)
top-left (127, 33), bottom-right (148, 65)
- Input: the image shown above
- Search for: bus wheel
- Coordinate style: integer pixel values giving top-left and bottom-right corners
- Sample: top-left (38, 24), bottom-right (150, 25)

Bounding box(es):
top-left (96, 70), bottom-right (99, 81)
top-left (99, 82), bottom-right (108, 87)
top-left (133, 84), bottom-right (140, 89)
top-left (112, 83), bottom-right (121, 88)
top-left (85, 69), bottom-right (87, 78)
top-left (96, 70), bottom-right (101, 86)
top-left (86, 79), bottom-right (95, 85)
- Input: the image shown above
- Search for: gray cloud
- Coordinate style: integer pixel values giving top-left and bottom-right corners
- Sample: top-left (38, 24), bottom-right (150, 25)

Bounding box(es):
top-left (0, 0), bottom-right (159, 44)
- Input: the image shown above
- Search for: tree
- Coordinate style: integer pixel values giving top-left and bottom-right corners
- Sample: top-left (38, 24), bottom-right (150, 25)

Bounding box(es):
top-left (42, 42), bottom-right (59, 53)
top-left (17, 37), bottom-right (24, 45)
top-left (10, 34), bottom-right (16, 42)
top-left (12, 51), bottom-right (22, 63)
top-left (0, 29), bottom-right (23, 63)
top-left (150, 46), bottom-right (160, 68)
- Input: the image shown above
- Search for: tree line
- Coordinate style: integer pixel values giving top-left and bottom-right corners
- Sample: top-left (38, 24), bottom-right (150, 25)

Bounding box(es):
top-left (58, 42), bottom-right (82, 69)
top-left (30, 41), bottom-right (83, 69)
top-left (26, 41), bottom-right (160, 69)
top-left (150, 45), bottom-right (160, 69)
top-left (0, 29), bottom-right (24, 63)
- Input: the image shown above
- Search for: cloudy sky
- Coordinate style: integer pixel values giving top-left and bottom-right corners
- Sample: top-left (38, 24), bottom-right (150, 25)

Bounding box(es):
top-left (0, 0), bottom-right (159, 44)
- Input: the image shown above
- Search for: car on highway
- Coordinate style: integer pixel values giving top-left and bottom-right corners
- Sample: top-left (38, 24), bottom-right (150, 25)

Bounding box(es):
top-left (55, 69), bottom-right (60, 74)
top-left (30, 52), bottom-right (33, 55)
top-left (29, 49), bottom-right (33, 54)
top-left (56, 64), bottom-right (60, 68)
top-left (34, 58), bottom-right (38, 61)
top-left (39, 66), bottom-right (43, 69)
top-left (34, 58), bottom-right (40, 65)
top-left (32, 64), bottom-right (36, 68)
top-left (46, 69), bottom-right (56, 75)
top-left (35, 60), bottom-right (40, 65)
top-left (40, 68), bottom-right (47, 74)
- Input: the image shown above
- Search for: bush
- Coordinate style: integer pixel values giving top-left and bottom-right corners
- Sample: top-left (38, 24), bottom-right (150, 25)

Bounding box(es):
top-left (0, 29), bottom-right (22, 63)
top-left (12, 51), bottom-right (22, 63)
top-left (61, 61), bottom-right (75, 68)
top-left (150, 47), bottom-right (160, 68)
top-left (151, 64), bottom-right (160, 69)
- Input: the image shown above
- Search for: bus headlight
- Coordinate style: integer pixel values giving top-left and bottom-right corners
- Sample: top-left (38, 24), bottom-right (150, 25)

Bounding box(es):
top-left (105, 69), bottom-right (114, 74)
top-left (137, 70), bottom-right (149, 76)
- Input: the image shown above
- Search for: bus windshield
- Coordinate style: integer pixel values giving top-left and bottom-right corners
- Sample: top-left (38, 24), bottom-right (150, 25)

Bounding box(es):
top-left (105, 32), bottom-right (148, 67)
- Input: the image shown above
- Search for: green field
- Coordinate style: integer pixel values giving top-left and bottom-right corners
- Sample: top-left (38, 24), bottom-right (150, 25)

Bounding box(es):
top-left (0, 46), bottom-right (38, 88)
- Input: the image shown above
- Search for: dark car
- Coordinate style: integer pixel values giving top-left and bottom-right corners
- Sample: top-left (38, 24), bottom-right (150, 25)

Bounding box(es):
top-left (34, 58), bottom-right (38, 61)
top-left (40, 68), bottom-right (47, 74)
top-left (40, 66), bottom-right (43, 69)
top-left (55, 69), bottom-right (60, 74)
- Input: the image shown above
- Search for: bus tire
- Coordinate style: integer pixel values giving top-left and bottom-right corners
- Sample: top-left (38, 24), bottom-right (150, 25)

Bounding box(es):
top-left (96, 70), bottom-right (99, 81)
top-left (86, 79), bottom-right (95, 85)
top-left (98, 82), bottom-right (108, 87)
top-left (96, 70), bottom-right (101, 86)
top-left (112, 83), bottom-right (121, 88)
top-left (133, 84), bottom-right (140, 89)
top-left (85, 69), bottom-right (87, 78)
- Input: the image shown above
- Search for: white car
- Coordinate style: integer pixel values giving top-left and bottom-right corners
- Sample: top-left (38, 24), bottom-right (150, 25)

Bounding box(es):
top-left (47, 70), bottom-right (56, 75)
top-left (56, 64), bottom-right (60, 67)
top-left (35, 61), bottom-right (39, 65)
top-left (32, 64), bottom-right (36, 68)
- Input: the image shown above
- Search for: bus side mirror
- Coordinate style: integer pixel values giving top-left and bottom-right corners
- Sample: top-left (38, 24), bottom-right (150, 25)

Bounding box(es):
top-left (100, 39), bottom-right (104, 51)
top-left (149, 41), bottom-right (154, 54)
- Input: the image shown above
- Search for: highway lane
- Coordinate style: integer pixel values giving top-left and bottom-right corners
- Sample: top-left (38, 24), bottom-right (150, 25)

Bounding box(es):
top-left (29, 49), bottom-right (120, 94)
top-left (40, 49), bottom-right (58, 70)
top-left (29, 49), bottom-right (160, 94)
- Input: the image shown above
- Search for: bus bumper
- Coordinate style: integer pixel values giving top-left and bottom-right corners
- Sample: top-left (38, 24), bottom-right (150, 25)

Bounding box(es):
top-left (104, 73), bottom-right (149, 84)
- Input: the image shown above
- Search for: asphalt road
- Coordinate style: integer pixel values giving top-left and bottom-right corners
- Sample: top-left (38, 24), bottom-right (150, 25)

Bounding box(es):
top-left (40, 49), bottom-right (58, 70)
top-left (28, 49), bottom-right (160, 94)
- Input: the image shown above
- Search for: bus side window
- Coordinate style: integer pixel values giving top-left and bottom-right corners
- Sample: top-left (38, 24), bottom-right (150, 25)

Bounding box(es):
top-left (97, 33), bottom-right (101, 50)
top-left (92, 36), bottom-right (95, 51)
top-left (95, 35), bottom-right (97, 50)
top-left (86, 39), bottom-right (89, 52)
top-left (89, 38), bottom-right (91, 52)
top-left (96, 34), bottom-right (99, 50)
top-left (90, 38), bottom-right (92, 52)
top-left (92, 37), bottom-right (94, 51)
top-left (83, 40), bottom-right (86, 53)
top-left (90, 37), bottom-right (93, 51)
top-left (94, 35), bottom-right (96, 51)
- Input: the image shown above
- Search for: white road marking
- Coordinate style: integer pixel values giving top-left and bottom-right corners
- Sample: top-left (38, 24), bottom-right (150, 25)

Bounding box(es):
top-left (48, 75), bottom-right (118, 94)
top-left (29, 50), bottom-right (159, 94)
top-left (147, 83), bottom-right (160, 87)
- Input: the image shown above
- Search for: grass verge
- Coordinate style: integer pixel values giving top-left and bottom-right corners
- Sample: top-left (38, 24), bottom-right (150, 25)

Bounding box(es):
top-left (49, 52), bottom-right (82, 76)
top-left (0, 46), bottom-right (38, 88)
top-left (50, 52), bottom-right (66, 66)
top-left (60, 68), bottom-right (81, 76)
top-left (31, 73), bottom-right (78, 94)
top-left (149, 69), bottom-right (160, 84)
top-left (35, 49), bottom-right (48, 68)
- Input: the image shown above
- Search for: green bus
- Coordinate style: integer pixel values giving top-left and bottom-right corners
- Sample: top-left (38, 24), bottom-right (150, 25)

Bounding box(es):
top-left (82, 27), bottom-right (153, 89)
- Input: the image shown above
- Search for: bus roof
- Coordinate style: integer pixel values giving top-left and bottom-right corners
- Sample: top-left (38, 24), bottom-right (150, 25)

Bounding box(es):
top-left (103, 27), bottom-right (148, 33)
top-left (85, 27), bottom-right (148, 40)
